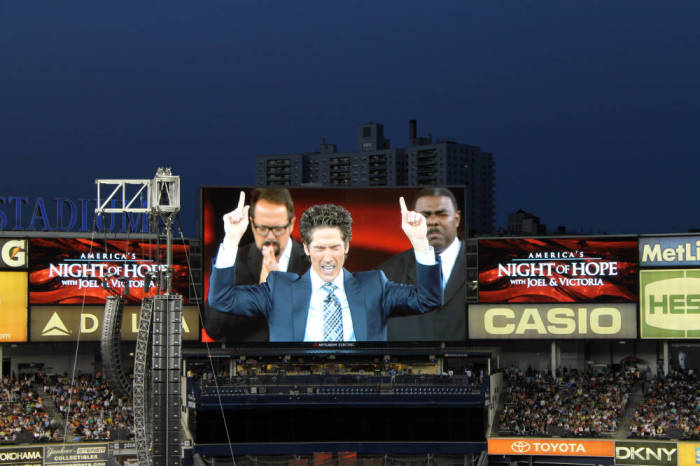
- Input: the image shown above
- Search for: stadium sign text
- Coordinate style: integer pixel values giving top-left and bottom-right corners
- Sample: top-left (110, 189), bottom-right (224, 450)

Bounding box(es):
top-left (0, 195), bottom-right (148, 232)
top-left (30, 306), bottom-right (200, 341)
top-left (478, 238), bottom-right (638, 303)
top-left (469, 304), bottom-right (637, 339)
top-left (45, 443), bottom-right (109, 465)
top-left (487, 438), bottom-right (614, 457)
top-left (640, 269), bottom-right (700, 338)
top-left (0, 445), bottom-right (43, 465)
top-left (615, 441), bottom-right (677, 466)
top-left (0, 239), bottom-right (27, 269)
top-left (640, 236), bottom-right (700, 267)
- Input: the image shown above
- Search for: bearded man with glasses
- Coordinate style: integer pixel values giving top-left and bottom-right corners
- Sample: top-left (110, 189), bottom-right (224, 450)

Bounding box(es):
top-left (204, 188), bottom-right (310, 341)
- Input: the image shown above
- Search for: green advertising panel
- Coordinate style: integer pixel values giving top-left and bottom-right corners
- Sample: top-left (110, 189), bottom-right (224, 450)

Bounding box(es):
top-left (640, 269), bottom-right (700, 339)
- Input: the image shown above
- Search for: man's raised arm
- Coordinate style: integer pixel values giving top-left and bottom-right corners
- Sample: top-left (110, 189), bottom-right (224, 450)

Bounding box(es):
top-left (222, 190), bottom-right (250, 251)
top-left (399, 196), bottom-right (432, 260)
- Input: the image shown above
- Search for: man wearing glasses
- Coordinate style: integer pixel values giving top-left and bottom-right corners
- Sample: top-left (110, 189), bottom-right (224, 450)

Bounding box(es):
top-left (204, 188), bottom-right (310, 341)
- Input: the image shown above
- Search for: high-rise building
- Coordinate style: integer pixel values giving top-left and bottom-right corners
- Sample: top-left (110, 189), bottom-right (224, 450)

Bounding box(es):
top-left (255, 120), bottom-right (495, 235)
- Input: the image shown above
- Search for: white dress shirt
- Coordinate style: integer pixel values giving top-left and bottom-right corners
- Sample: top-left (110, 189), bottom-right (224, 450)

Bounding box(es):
top-left (304, 269), bottom-right (355, 342)
top-left (438, 238), bottom-right (461, 288)
top-left (214, 239), bottom-right (293, 271)
top-left (214, 242), bottom-right (437, 342)
top-left (304, 247), bottom-right (436, 341)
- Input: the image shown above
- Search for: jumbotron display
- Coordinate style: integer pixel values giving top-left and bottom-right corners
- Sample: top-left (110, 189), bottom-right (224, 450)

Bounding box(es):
top-left (478, 237), bottom-right (638, 303)
top-left (29, 238), bottom-right (192, 305)
top-left (201, 186), bottom-right (466, 343)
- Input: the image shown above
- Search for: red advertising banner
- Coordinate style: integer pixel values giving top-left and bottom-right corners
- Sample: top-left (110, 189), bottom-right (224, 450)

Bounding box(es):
top-left (479, 238), bottom-right (638, 303)
top-left (29, 238), bottom-right (191, 305)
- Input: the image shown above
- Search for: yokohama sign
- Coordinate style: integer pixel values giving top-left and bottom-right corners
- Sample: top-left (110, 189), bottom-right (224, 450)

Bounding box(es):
top-left (488, 438), bottom-right (614, 457)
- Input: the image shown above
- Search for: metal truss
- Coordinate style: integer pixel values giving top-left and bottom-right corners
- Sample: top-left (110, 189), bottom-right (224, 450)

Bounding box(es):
top-left (95, 167), bottom-right (180, 214)
top-left (96, 168), bottom-right (184, 466)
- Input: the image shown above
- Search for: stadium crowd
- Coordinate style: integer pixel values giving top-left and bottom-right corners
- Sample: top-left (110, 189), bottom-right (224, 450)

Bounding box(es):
top-left (42, 373), bottom-right (134, 441)
top-left (499, 366), bottom-right (634, 437)
top-left (629, 370), bottom-right (699, 439)
top-left (0, 374), bottom-right (61, 442)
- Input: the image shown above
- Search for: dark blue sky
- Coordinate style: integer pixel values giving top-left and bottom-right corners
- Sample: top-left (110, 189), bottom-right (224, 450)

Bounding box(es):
top-left (2, 1), bottom-right (699, 236)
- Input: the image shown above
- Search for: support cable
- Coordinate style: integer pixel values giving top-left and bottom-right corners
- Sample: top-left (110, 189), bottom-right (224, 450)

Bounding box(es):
top-left (177, 216), bottom-right (236, 464)
top-left (60, 216), bottom-right (99, 446)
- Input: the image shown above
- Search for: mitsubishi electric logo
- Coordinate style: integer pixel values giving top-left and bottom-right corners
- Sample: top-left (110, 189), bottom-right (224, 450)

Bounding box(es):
top-left (41, 312), bottom-right (71, 336)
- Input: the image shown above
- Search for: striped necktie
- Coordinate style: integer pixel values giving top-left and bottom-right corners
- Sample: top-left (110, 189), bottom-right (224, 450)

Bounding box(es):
top-left (322, 282), bottom-right (343, 341)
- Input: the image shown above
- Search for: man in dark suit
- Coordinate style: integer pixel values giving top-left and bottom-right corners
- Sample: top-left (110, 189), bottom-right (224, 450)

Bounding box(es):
top-left (203, 188), bottom-right (309, 341)
top-left (207, 193), bottom-right (443, 342)
top-left (381, 187), bottom-right (466, 341)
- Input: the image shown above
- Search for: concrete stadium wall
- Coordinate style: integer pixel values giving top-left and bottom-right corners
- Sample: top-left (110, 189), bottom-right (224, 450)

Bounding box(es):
top-left (3, 342), bottom-right (100, 377)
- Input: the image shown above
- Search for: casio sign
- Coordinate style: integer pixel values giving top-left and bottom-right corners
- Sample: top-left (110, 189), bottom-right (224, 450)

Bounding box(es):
top-left (485, 306), bottom-right (621, 335)
top-left (469, 303), bottom-right (637, 339)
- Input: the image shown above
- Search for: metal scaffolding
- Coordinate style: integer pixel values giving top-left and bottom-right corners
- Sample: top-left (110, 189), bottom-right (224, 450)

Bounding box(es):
top-left (97, 168), bottom-right (183, 465)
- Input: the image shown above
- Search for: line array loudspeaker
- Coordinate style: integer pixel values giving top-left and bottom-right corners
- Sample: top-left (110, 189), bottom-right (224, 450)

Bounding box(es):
top-left (100, 295), bottom-right (130, 398)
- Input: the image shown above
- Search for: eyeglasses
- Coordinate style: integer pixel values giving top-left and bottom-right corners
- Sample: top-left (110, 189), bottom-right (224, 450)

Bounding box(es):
top-left (250, 219), bottom-right (291, 236)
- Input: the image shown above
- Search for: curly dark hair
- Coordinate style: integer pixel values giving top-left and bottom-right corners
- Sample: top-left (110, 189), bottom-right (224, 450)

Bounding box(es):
top-left (299, 204), bottom-right (353, 245)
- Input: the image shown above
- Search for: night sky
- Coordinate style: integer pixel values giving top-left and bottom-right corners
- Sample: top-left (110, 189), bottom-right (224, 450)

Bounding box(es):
top-left (2, 1), bottom-right (699, 236)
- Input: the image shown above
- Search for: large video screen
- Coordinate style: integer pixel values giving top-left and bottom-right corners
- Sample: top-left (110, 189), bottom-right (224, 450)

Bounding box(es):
top-left (29, 238), bottom-right (192, 305)
top-left (478, 237), bottom-right (638, 303)
top-left (201, 186), bottom-right (466, 343)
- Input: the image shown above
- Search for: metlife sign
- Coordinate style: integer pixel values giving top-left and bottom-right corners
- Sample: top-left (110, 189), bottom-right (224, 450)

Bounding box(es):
top-left (640, 269), bottom-right (700, 339)
top-left (640, 236), bottom-right (700, 267)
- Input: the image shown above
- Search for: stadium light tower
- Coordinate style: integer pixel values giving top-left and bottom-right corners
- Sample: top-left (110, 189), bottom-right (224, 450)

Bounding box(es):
top-left (96, 167), bottom-right (183, 466)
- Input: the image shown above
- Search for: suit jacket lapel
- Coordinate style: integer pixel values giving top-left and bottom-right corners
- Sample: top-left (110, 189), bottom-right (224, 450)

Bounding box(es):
top-left (343, 269), bottom-right (366, 341)
top-left (292, 271), bottom-right (312, 341)
top-left (443, 242), bottom-right (466, 303)
top-left (246, 243), bottom-right (263, 280)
